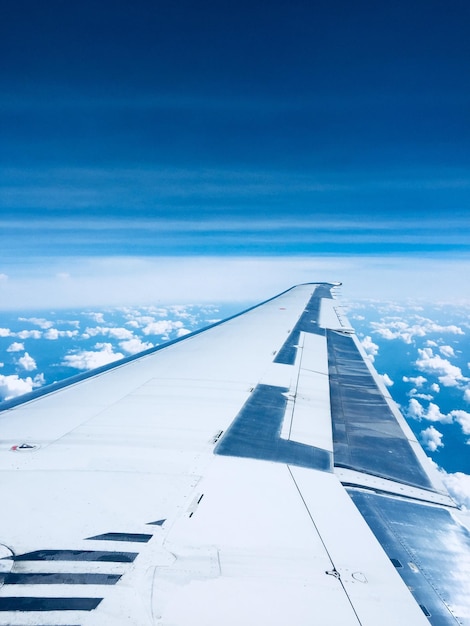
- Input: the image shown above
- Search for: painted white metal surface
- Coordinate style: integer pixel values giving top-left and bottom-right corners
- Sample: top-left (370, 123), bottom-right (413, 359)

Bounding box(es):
top-left (285, 331), bottom-right (332, 451)
top-left (0, 283), bottom-right (458, 624)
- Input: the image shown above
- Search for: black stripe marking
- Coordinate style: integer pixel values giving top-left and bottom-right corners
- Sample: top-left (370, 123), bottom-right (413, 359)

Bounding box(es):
top-left (147, 519), bottom-right (166, 526)
top-left (11, 550), bottom-right (137, 562)
top-left (0, 597), bottom-right (102, 611)
top-left (86, 532), bottom-right (152, 543)
top-left (3, 572), bottom-right (121, 585)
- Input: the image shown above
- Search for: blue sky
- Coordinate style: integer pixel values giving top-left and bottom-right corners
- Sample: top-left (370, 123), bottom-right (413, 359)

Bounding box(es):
top-left (1, 0), bottom-right (469, 307)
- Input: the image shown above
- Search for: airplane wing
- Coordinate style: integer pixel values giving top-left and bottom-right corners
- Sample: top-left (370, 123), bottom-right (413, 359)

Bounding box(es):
top-left (0, 282), bottom-right (469, 625)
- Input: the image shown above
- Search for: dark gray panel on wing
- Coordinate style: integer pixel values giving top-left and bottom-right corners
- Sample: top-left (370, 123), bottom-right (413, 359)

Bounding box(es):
top-left (328, 330), bottom-right (434, 490)
top-left (348, 489), bottom-right (470, 625)
top-left (215, 384), bottom-right (332, 471)
top-left (274, 284), bottom-right (332, 365)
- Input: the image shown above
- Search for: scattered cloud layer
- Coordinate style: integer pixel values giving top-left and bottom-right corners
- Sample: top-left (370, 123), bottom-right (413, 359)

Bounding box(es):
top-left (407, 398), bottom-right (470, 441)
top-left (371, 317), bottom-right (464, 344)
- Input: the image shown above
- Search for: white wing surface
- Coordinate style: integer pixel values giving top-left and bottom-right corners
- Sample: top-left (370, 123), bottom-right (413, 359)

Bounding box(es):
top-left (0, 283), bottom-right (469, 625)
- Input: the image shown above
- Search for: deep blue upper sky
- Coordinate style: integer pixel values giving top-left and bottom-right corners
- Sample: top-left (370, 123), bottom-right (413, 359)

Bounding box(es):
top-left (0, 0), bottom-right (469, 305)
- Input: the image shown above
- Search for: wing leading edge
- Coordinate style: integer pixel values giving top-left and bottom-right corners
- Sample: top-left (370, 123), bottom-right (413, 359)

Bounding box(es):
top-left (0, 283), bottom-right (469, 625)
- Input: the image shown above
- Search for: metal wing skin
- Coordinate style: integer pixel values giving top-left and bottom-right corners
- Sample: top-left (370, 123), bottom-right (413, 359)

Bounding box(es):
top-left (0, 283), bottom-right (469, 625)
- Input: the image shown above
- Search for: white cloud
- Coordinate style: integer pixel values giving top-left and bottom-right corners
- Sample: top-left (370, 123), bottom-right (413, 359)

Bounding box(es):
top-left (450, 410), bottom-right (470, 435)
top-left (126, 320), bottom-right (140, 328)
top-left (125, 314), bottom-right (157, 328)
top-left (107, 327), bottom-right (134, 340)
top-left (410, 391), bottom-right (433, 400)
top-left (361, 336), bottom-right (379, 362)
top-left (407, 398), bottom-right (425, 419)
top-left (380, 373), bottom-right (394, 387)
top-left (82, 326), bottom-right (134, 340)
top-left (88, 312), bottom-right (106, 323)
top-left (119, 338), bottom-right (154, 355)
top-left (431, 382), bottom-right (440, 393)
top-left (403, 375), bottom-right (427, 387)
top-left (6, 342), bottom-right (25, 352)
top-left (62, 343), bottom-right (124, 371)
top-left (0, 328), bottom-right (12, 337)
top-left (464, 389), bottom-right (470, 403)
top-left (176, 328), bottom-right (191, 338)
top-left (16, 329), bottom-right (42, 339)
top-left (44, 328), bottom-right (79, 340)
top-left (406, 399), bottom-right (452, 423)
top-left (437, 468), bottom-right (470, 510)
top-left (439, 345), bottom-right (455, 357)
top-left (415, 348), bottom-right (467, 387)
top-left (142, 320), bottom-right (184, 336)
top-left (371, 318), bottom-right (464, 344)
top-left (19, 317), bottom-right (54, 329)
top-left (18, 352), bottom-right (37, 372)
top-left (0, 373), bottom-right (44, 401)
top-left (407, 399), bottom-right (470, 438)
top-left (426, 402), bottom-right (451, 423)
top-left (419, 426), bottom-right (444, 452)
